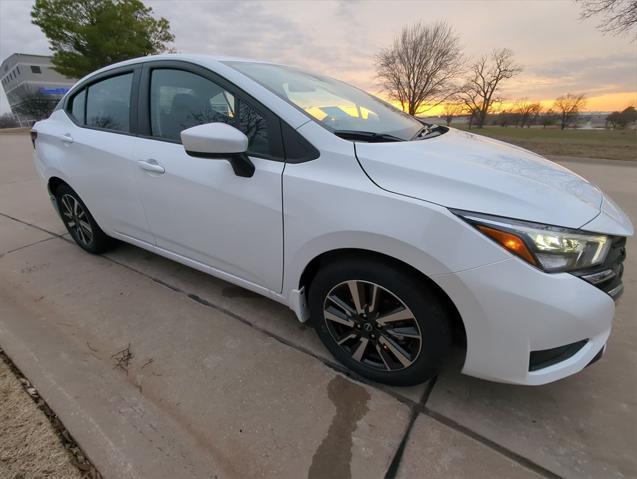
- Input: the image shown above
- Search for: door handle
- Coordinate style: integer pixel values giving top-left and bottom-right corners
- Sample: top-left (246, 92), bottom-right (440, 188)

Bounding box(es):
top-left (58, 133), bottom-right (74, 144)
top-left (138, 159), bottom-right (165, 174)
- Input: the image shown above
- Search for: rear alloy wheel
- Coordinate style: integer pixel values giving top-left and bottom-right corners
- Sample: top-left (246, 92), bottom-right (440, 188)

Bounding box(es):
top-left (55, 183), bottom-right (115, 254)
top-left (60, 193), bottom-right (94, 247)
top-left (309, 258), bottom-right (452, 386)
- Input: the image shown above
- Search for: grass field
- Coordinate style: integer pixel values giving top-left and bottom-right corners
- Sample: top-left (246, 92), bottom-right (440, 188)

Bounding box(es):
top-left (455, 125), bottom-right (637, 161)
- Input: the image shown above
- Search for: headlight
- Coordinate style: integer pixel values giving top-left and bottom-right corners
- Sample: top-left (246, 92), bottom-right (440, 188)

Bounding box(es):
top-left (452, 210), bottom-right (611, 273)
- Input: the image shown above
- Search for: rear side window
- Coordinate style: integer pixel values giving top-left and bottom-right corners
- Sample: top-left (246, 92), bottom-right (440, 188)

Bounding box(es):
top-left (86, 73), bottom-right (133, 132)
top-left (69, 89), bottom-right (86, 124)
top-left (149, 68), bottom-right (271, 156)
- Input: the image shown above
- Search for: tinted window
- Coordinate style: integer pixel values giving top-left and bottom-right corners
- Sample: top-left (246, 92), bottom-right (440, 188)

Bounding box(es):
top-left (86, 73), bottom-right (133, 132)
top-left (31, 65), bottom-right (41, 74)
top-left (69, 89), bottom-right (86, 124)
top-left (150, 69), bottom-right (270, 156)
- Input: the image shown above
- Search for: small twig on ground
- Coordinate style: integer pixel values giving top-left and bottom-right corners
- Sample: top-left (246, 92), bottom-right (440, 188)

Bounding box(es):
top-left (111, 343), bottom-right (133, 374)
top-left (141, 358), bottom-right (154, 369)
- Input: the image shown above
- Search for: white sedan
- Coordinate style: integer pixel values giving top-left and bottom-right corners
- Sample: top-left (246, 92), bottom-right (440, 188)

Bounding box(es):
top-left (32, 54), bottom-right (633, 386)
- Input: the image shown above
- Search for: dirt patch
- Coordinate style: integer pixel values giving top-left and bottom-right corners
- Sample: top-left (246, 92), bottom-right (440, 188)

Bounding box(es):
top-left (0, 352), bottom-right (98, 479)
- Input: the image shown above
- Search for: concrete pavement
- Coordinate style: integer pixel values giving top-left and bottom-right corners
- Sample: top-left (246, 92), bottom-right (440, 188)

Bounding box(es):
top-left (0, 133), bottom-right (635, 478)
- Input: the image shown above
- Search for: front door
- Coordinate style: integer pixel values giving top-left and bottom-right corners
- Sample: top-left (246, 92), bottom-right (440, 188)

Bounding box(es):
top-left (133, 65), bottom-right (284, 292)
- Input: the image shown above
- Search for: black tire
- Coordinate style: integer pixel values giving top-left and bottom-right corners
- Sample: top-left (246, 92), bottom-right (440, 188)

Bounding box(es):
top-left (309, 257), bottom-right (452, 386)
top-left (55, 183), bottom-right (115, 254)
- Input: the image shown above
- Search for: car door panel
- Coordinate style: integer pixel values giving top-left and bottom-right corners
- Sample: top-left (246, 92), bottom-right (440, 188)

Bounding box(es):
top-left (67, 127), bottom-right (153, 243)
top-left (134, 139), bottom-right (284, 290)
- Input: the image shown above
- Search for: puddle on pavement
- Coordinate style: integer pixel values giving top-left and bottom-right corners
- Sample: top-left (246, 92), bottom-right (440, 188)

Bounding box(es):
top-left (308, 375), bottom-right (370, 479)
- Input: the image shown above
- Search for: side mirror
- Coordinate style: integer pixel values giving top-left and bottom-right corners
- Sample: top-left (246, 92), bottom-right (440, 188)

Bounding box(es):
top-left (181, 123), bottom-right (255, 178)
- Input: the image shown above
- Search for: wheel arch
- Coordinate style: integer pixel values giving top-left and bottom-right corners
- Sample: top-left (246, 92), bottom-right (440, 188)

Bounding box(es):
top-left (45, 175), bottom-right (72, 218)
top-left (47, 176), bottom-right (68, 196)
top-left (46, 176), bottom-right (110, 235)
top-left (298, 248), bottom-right (467, 347)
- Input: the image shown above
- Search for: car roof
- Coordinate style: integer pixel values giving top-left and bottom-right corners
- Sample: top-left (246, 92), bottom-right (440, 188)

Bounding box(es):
top-left (88, 53), bottom-right (281, 77)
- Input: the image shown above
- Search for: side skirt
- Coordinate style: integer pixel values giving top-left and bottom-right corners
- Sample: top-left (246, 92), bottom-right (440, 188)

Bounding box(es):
top-left (109, 231), bottom-right (292, 309)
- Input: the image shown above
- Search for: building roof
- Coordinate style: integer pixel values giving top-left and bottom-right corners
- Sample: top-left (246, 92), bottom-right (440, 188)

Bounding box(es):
top-left (1, 53), bottom-right (54, 70)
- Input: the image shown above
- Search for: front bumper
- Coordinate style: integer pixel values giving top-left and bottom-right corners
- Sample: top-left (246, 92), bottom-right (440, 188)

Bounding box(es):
top-left (433, 257), bottom-right (615, 385)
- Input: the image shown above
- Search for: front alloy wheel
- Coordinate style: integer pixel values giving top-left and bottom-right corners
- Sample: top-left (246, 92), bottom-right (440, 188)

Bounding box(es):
top-left (309, 258), bottom-right (452, 386)
top-left (323, 280), bottom-right (422, 371)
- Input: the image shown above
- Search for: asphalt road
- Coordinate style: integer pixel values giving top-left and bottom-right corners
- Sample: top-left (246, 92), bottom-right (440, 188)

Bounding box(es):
top-left (0, 133), bottom-right (635, 479)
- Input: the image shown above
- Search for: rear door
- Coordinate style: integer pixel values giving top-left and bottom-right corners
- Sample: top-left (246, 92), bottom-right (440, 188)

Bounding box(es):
top-left (132, 61), bottom-right (285, 292)
top-left (45, 66), bottom-right (154, 243)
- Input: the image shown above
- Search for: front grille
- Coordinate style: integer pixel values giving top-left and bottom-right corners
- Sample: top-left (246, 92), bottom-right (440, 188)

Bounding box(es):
top-left (573, 236), bottom-right (626, 300)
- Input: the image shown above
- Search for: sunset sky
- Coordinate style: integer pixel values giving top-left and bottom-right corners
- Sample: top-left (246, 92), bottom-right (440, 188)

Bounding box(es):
top-left (1, 0), bottom-right (636, 115)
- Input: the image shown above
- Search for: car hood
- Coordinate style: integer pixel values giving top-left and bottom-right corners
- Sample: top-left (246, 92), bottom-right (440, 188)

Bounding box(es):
top-left (355, 128), bottom-right (606, 230)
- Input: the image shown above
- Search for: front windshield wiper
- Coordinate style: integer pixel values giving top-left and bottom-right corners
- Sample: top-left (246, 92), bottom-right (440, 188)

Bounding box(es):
top-left (412, 123), bottom-right (447, 140)
top-left (333, 130), bottom-right (404, 143)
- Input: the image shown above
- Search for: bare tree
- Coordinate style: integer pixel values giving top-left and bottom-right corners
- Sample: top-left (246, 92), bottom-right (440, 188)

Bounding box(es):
top-left (514, 99), bottom-right (542, 128)
top-left (376, 21), bottom-right (463, 115)
top-left (554, 93), bottom-right (586, 130)
top-left (457, 87), bottom-right (481, 129)
top-left (15, 91), bottom-right (57, 120)
top-left (493, 110), bottom-right (514, 127)
top-left (606, 106), bottom-right (637, 128)
top-left (0, 113), bottom-right (19, 128)
top-left (442, 101), bottom-right (464, 126)
top-left (458, 49), bottom-right (522, 128)
top-left (540, 109), bottom-right (558, 128)
top-left (577, 0), bottom-right (637, 38)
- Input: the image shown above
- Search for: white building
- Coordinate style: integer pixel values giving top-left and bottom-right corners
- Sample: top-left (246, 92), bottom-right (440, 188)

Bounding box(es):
top-left (1, 53), bottom-right (76, 123)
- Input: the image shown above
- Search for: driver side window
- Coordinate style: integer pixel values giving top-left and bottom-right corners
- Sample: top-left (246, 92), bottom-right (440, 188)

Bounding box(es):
top-left (149, 69), bottom-right (270, 156)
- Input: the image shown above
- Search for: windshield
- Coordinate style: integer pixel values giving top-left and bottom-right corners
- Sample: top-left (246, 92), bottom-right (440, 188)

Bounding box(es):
top-left (224, 61), bottom-right (423, 141)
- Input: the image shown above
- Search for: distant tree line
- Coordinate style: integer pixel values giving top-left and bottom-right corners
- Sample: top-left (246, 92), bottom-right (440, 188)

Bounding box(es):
top-left (474, 102), bottom-right (635, 130)
top-left (485, 109), bottom-right (565, 129)
top-left (606, 106), bottom-right (637, 128)
top-left (442, 95), bottom-right (635, 131)
top-left (442, 93), bottom-right (595, 130)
